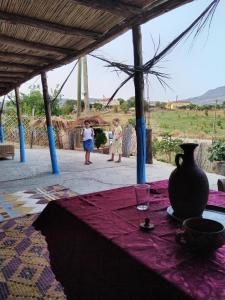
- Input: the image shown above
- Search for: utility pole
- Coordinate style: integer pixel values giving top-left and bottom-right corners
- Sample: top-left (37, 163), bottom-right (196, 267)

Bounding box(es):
top-left (77, 58), bottom-right (82, 118)
top-left (83, 56), bottom-right (89, 114)
top-left (213, 99), bottom-right (218, 141)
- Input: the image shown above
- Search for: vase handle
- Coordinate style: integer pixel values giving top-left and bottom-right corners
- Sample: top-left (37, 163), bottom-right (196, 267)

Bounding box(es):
top-left (175, 154), bottom-right (184, 167)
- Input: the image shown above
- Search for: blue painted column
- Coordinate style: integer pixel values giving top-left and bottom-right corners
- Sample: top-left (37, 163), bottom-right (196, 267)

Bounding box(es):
top-left (136, 117), bottom-right (146, 183)
top-left (18, 124), bottom-right (25, 162)
top-left (15, 87), bottom-right (25, 162)
top-left (47, 125), bottom-right (59, 174)
top-left (132, 25), bottom-right (146, 183)
top-left (0, 126), bottom-right (4, 143)
top-left (41, 72), bottom-right (59, 175)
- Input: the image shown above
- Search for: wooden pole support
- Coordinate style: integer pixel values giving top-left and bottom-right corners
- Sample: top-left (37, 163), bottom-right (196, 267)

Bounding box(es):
top-left (146, 128), bottom-right (153, 164)
top-left (0, 113), bottom-right (4, 143)
top-left (41, 72), bottom-right (59, 174)
top-left (15, 87), bottom-right (25, 162)
top-left (132, 25), bottom-right (146, 183)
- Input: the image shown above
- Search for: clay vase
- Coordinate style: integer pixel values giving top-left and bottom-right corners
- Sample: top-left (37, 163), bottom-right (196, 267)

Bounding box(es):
top-left (168, 143), bottom-right (209, 219)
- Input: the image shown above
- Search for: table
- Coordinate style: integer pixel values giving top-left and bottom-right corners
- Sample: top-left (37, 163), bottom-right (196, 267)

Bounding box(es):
top-left (33, 180), bottom-right (225, 300)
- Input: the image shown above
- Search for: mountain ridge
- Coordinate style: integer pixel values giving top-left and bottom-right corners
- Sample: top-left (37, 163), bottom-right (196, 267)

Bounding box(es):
top-left (186, 85), bottom-right (225, 105)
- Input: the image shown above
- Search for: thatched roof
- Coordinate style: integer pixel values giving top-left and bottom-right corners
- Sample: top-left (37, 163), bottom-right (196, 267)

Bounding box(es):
top-left (30, 116), bottom-right (69, 130)
top-left (69, 115), bottom-right (110, 128)
top-left (30, 115), bottom-right (109, 130)
top-left (0, 0), bottom-right (192, 96)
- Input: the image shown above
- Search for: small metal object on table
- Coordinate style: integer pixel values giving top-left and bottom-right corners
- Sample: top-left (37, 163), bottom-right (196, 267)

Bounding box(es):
top-left (139, 217), bottom-right (154, 231)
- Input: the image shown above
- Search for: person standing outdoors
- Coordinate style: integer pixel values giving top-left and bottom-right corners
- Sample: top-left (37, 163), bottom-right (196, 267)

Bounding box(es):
top-left (81, 120), bottom-right (94, 165)
top-left (108, 118), bottom-right (123, 163)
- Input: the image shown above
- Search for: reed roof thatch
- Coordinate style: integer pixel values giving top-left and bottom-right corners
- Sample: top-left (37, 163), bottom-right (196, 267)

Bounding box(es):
top-left (0, 0), bottom-right (192, 96)
top-left (70, 115), bottom-right (110, 128)
top-left (30, 116), bottom-right (69, 130)
top-left (30, 115), bottom-right (110, 130)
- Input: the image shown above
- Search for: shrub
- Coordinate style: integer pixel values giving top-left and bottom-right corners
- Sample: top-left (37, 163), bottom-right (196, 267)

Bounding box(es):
top-left (153, 133), bottom-right (183, 163)
top-left (208, 140), bottom-right (225, 162)
top-left (94, 128), bottom-right (107, 149)
top-left (94, 103), bottom-right (103, 111)
top-left (128, 118), bottom-right (136, 127)
top-left (120, 102), bottom-right (129, 114)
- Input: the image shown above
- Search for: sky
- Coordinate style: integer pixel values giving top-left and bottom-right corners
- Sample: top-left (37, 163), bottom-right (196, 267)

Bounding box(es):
top-left (5, 0), bottom-right (225, 102)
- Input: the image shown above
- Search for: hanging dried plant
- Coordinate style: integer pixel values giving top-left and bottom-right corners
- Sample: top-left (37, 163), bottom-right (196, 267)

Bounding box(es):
top-left (91, 0), bottom-right (220, 106)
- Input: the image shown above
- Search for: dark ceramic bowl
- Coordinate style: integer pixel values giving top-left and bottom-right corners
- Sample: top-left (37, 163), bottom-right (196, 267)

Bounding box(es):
top-left (176, 217), bottom-right (225, 252)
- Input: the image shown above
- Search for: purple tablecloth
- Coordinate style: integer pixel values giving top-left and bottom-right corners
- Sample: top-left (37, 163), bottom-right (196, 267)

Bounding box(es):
top-left (33, 180), bottom-right (225, 300)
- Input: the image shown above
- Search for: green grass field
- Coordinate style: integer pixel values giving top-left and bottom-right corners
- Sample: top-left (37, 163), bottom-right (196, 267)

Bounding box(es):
top-left (95, 108), bottom-right (225, 140)
top-left (150, 109), bottom-right (225, 139)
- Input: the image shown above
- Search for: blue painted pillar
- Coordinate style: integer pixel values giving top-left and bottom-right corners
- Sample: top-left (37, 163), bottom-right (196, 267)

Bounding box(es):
top-left (136, 117), bottom-right (146, 183)
top-left (0, 125), bottom-right (4, 143)
top-left (47, 125), bottom-right (59, 174)
top-left (15, 87), bottom-right (25, 162)
top-left (18, 124), bottom-right (25, 162)
top-left (132, 25), bottom-right (146, 183)
top-left (41, 72), bottom-right (59, 175)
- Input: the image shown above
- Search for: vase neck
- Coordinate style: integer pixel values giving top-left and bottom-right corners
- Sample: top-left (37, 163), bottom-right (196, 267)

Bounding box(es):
top-left (180, 143), bottom-right (198, 165)
top-left (183, 151), bottom-right (195, 164)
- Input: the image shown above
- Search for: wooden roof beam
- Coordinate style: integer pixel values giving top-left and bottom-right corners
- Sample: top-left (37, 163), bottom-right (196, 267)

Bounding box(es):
top-left (0, 11), bottom-right (101, 39)
top-left (0, 61), bottom-right (39, 71)
top-left (72, 0), bottom-right (144, 17)
top-left (0, 34), bottom-right (76, 56)
top-left (0, 71), bottom-right (28, 78)
top-left (0, 78), bottom-right (19, 83)
top-left (0, 83), bottom-right (12, 88)
top-left (0, 51), bottom-right (55, 64)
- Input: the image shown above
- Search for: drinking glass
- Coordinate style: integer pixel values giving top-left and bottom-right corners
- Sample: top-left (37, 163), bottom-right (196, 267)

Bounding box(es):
top-left (134, 184), bottom-right (150, 211)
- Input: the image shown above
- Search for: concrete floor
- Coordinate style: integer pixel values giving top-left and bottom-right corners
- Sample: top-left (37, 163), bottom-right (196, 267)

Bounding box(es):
top-left (0, 148), bottom-right (223, 194)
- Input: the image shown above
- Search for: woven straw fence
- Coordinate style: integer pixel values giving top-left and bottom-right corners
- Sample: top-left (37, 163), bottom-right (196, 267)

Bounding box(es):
top-left (3, 112), bottom-right (61, 148)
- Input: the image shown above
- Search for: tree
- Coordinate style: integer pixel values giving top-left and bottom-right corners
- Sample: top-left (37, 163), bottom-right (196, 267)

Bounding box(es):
top-left (127, 97), bottom-right (135, 108)
top-left (118, 98), bottom-right (125, 105)
top-left (21, 85), bottom-right (44, 116)
top-left (5, 85), bottom-right (63, 116)
top-left (49, 84), bottom-right (63, 116)
top-left (120, 102), bottom-right (129, 113)
top-left (62, 99), bottom-right (76, 114)
top-left (94, 103), bottom-right (103, 111)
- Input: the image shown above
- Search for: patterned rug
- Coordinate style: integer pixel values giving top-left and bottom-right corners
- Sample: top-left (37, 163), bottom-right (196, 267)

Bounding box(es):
top-left (0, 214), bottom-right (66, 299)
top-left (0, 184), bottom-right (77, 222)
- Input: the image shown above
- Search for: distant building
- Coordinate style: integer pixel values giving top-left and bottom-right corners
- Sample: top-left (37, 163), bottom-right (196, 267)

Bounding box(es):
top-left (95, 96), bottom-right (119, 107)
top-left (166, 101), bottom-right (191, 110)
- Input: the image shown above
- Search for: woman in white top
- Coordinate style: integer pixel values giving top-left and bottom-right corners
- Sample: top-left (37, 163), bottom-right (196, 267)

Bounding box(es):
top-left (81, 120), bottom-right (94, 165)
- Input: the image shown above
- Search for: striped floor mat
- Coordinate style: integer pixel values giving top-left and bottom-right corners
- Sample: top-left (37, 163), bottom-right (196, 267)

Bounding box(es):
top-left (0, 214), bottom-right (66, 299)
top-left (0, 184), bottom-right (77, 222)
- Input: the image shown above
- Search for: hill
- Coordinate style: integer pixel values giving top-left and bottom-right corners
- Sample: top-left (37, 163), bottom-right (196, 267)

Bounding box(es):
top-left (187, 85), bottom-right (225, 105)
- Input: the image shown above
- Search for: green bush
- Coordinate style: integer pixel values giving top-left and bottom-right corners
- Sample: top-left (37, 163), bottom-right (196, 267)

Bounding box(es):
top-left (94, 103), bottom-right (103, 111)
top-left (120, 102), bottom-right (129, 114)
top-left (208, 140), bottom-right (225, 162)
top-left (128, 118), bottom-right (136, 127)
top-left (94, 128), bottom-right (107, 149)
top-left (153, 133), bottom-right (183, 163)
